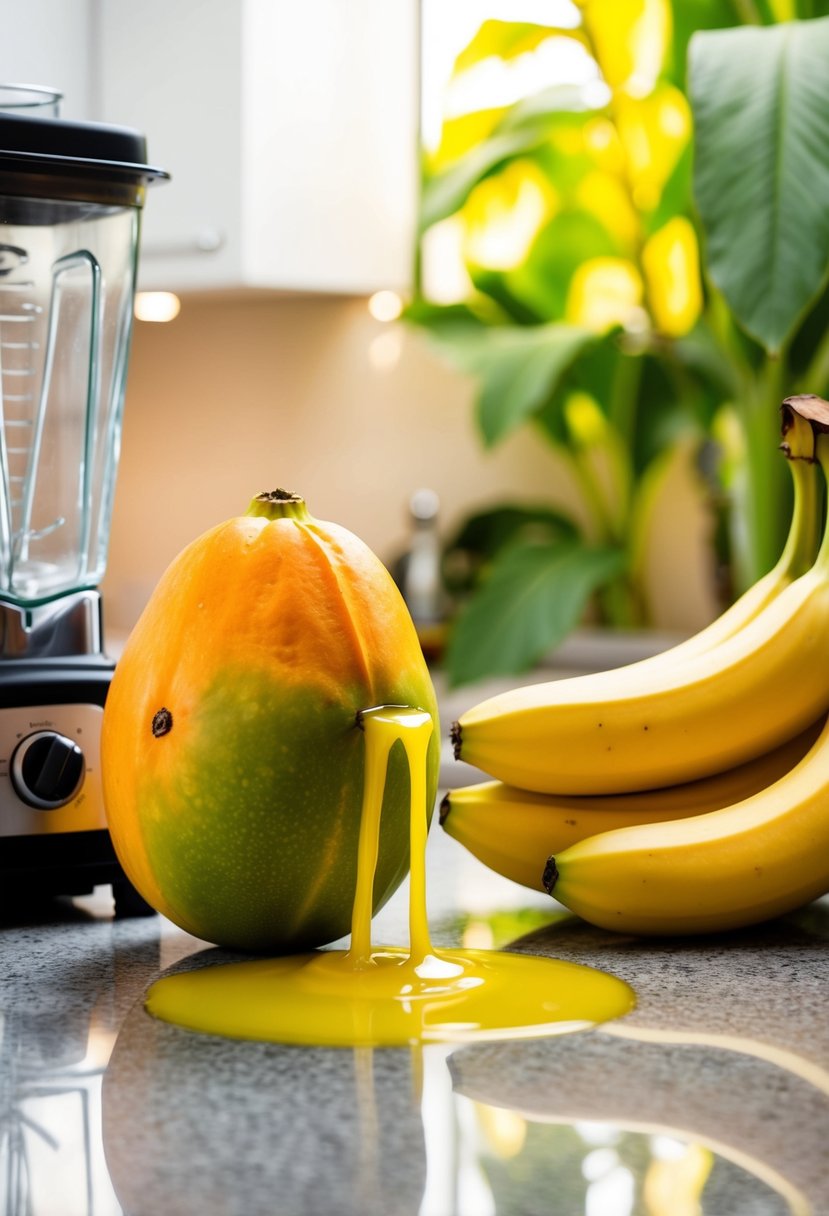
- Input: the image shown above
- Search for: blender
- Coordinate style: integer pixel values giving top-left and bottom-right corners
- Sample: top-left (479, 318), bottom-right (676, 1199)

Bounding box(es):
top-left (0, 87), bottom-right (167, 913)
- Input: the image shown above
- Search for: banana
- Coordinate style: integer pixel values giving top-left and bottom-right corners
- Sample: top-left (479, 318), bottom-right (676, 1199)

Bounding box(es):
top-left (439, 721), bottom-right (822, 891)
top-left (542, 708), bottom-right (829, 934)
top-left (452, 418), bottom-right (829, 795)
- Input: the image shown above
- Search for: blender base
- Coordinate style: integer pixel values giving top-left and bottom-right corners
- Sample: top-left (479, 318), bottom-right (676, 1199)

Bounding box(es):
top-left (0, 655), bottom-right (157, 919)
top-left (0, 828), bottom-right (156, 917)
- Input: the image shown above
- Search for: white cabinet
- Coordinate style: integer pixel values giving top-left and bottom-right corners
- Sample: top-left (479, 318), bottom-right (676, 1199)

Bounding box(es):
top-left (95, 0), bottom-right (419, 295)
top-left (0, 0), bottom-right (94, 119)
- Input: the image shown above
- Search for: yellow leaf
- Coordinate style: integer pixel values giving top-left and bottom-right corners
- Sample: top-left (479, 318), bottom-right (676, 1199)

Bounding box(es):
top-left (583, 116), bottom-right (626, 174)
top-left (768, 0), bottom-right (796, 17)
top-left (565, 391), bottom-right (610, 447)
top-left (576, 169), bottom-right (640, 249)
top-left (461, 160), bottom-right (556, 270)
top-left (615, 83), bottom-right (691, 212)
top-left (549, 121), bottom-right (587, 160)
top-left (428, 107), bottom-right (508, 171)
top-left (582, 0), bottom-right (671, 97)
top-left (642, 216), bottom-right (702, 337)
top-left (566, 256), bottom-right (645, 333)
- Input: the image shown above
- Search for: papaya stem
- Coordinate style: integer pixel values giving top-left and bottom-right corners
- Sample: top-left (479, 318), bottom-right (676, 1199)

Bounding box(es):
top-left (246, 490), bottom-right (310, 522)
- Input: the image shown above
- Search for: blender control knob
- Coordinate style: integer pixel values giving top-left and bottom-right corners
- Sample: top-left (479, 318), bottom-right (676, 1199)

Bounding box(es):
top-left (11, 730), bottom-right (85, 810)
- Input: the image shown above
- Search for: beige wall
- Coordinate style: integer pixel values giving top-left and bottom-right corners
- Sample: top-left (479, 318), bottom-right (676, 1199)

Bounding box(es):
top-left (102, 293), bottom-right (717, 643)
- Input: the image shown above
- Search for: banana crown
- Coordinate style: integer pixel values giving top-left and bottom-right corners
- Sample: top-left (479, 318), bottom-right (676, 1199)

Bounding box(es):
top-left (780, 400), bottom-right (818, 461)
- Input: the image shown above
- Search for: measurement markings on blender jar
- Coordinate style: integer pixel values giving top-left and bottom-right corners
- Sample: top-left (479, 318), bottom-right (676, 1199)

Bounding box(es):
top-left (0, 253), bottom-right (41, 557)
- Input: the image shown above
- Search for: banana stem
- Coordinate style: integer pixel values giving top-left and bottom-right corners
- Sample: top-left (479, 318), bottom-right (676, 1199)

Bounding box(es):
top-left (813, 437), bottom-right (829, 575)
top-left (779, 457), bottom-right (820, 577)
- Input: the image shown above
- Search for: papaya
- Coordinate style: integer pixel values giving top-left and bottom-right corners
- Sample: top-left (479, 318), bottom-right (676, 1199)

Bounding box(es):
top-left (101, 490), bottom-right (440, 952)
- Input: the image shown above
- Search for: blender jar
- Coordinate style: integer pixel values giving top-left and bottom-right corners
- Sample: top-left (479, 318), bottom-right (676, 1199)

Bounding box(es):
top-left (0, 108), bottom-right (167, 638)
top-left (0, 98), bottom-right (166, 914)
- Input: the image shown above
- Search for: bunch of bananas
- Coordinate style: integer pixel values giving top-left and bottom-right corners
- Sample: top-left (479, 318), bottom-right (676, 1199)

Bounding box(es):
top-left (442, 396), bottom-right (829, 934)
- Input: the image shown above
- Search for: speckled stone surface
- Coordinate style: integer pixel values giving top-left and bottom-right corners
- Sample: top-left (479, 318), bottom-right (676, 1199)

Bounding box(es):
top-left (1, 817), bottom-right (827, 1216)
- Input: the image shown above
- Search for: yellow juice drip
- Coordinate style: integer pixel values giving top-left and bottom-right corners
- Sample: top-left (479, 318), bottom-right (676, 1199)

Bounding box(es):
top-left (145, 707), bottom-right (634, 1047)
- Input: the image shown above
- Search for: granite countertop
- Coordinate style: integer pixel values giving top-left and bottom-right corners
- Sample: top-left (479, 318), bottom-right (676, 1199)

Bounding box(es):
top-left (2, 832), bottom-right (827, 1216)
top-left (2, 664), bottom-right (827, 1216)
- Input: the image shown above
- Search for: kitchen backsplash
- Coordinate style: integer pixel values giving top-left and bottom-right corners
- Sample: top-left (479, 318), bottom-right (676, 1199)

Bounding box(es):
top-left (102, 294), bottom-right (717, 641)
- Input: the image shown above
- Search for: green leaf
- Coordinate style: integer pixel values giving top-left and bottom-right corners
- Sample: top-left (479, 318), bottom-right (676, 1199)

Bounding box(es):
top-left (447, 503), bottom-right (578, 552)
top-left (445, 540), bottom-right (626, 685)
top-left (443, 504), bottom-right (579, 594)
top-left (532, 331), bottom-right (622, 447)
top-left (468, 268), bottom-right (546, 325)
top-left (420, 105), bottom-right (592, 231)
top-left (420, 126), bottom-right (551, 231)
top-left (689, 18), bottom-right (829, 354)
top-left (403, 299), bottom-right (487, 334)
top-left (508, 209), bottom-right (623, 320)
top-left (446, 323), bottom-right (597, 446)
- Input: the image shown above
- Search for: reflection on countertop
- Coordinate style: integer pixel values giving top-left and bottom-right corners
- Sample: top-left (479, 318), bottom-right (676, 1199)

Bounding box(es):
top-left (1, 821), bottom-right (827, 1216)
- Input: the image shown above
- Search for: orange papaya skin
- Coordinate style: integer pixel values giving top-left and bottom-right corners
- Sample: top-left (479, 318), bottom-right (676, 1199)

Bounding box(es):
top-left (101, 492), bottom-right (440, 952)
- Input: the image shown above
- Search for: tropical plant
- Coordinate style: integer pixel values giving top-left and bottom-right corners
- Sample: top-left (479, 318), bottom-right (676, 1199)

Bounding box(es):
top-left (409, 0), bottom-right (829, 685)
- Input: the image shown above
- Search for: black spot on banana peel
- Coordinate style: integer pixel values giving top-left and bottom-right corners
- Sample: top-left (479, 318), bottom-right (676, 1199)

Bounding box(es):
top-left (542, 857), bottom-right (559, 894)
top-left (450, 721), bottom-right (462, 759)
top-left (438, 793), bottom-right (451, 826)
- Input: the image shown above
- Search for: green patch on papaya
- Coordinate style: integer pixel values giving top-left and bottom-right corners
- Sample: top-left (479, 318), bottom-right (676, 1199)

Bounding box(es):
top-left (136, 666), bottom-right (439, 953)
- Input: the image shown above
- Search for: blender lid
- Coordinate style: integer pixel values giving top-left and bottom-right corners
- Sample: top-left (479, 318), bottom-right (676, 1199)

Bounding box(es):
top-left (0, 111), bottom-right (169, 205)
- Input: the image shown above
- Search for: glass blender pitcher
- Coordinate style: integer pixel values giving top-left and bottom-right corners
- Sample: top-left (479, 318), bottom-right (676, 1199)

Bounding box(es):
top-left (0, 90), bottom-right (167, 911)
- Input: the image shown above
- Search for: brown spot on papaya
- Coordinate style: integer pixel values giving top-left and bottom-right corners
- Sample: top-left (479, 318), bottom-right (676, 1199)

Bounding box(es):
top-left (152, 708), bottom-right (174, 737)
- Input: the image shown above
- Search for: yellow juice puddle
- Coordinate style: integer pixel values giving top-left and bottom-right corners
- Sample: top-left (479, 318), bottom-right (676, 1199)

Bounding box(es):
top-left (145, 707), bottom-right (634, 1047)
